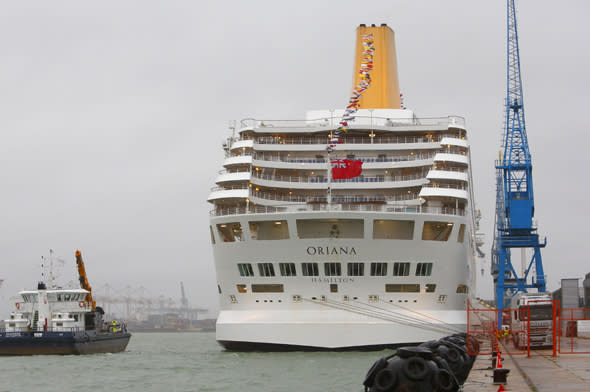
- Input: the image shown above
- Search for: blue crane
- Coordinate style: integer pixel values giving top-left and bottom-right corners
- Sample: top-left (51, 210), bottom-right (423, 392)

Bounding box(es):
top-left (491, 0), bottom-right (547, 326)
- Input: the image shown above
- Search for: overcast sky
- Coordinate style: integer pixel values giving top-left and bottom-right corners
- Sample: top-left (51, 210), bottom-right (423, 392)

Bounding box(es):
top-left (1, 0), bottom-right (589, 317)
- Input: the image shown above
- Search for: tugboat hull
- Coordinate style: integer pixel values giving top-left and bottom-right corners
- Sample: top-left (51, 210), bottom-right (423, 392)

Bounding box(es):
top-left (0, 331), bottom-right (131, 355)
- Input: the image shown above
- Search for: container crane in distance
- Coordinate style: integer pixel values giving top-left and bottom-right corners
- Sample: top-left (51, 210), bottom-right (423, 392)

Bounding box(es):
top-left (491, 0), bottom-right (547, 327)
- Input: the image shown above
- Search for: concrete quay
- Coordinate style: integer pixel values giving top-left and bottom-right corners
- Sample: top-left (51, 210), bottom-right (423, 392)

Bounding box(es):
top-left (463, 343), bottom-right (590, 391)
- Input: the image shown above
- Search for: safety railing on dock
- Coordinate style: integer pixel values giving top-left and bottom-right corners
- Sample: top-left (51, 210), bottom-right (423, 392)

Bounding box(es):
top-left (467, 299), bottom-right (590, 357)
top-left (558, 306), bottom-right (590, 354)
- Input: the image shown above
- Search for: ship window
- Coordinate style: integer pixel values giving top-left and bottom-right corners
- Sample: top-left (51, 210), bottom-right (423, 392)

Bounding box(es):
top-left (456, 284), bottom-right (468, 294)
top-left (301, 262), bottom-right (319, 276)
top-left (370, 262), bottom-right (388, 276)
top-left (393, 262), bottom-right (410, 276)
top-left (296, 219), bottom-right (364, 239)
top-left (416, 263), bottom-right (433, 276)
top-left (422, 221), bottom-right (453, 241)
top-left (209, 226), bottom-right (216, 244)
top-left (457, 224), bottom-right (466, 243)
top-left (279, 263), bottom-right (297, 277)
top-left (330, 284), bottom-right (338, 293)
top-left (425, 284), bottom-right (437, 293)
top-left (257, 263), bottom-right (275, 277)
top-left (386, 284), bottom-right (420, 293)
top-left (252, 284), bottom-right (284, 293)
top-left (218, 285), bottom-right (222, 294)
top-left (249, 220), bottom-right (289, 240)
top-left (236, 284), bottom-right (248, 293)
top-left (217, 222), bottom-right (244, 242)
top-left (373, 220), bottom-right (414, 240)
top-left (23, 294), bottom-right (38, 303)
top-left (347, 262), bottom-right (364, 276)
top-left (238, 263), bottom-right (254, 277)
top-left (324, 262), bottom-right (342, 276)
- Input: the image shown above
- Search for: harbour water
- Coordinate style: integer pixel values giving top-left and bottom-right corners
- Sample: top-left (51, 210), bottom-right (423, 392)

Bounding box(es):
top-left (0, 332), bottom-right (384, 392)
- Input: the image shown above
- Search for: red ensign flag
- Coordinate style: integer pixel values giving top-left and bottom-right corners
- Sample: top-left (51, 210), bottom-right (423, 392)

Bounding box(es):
top-left (331, 159), bottom-right (363, 180)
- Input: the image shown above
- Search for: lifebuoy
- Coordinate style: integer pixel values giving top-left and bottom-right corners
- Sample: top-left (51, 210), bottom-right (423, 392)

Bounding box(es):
top-left (15, 302), bottom-right (20, 310)
top-left (79, 301), bottom-right (85, 308)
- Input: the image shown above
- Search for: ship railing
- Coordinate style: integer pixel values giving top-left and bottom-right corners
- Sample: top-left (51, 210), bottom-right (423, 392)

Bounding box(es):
top-left (229, 131), bottom-right (466, 147)
top-left (423, 183), bottom-right (468, 190)
top-left (211, 203), bottom-right (465, 217)
top-left (209, 185), bottom-right (249, 192)
top-left (225, 151), bottom-right (253, 158)
top-left (252, 152), bottom-right (436, 164)
top-left (250, 190), bottom-right (420, 204)
top-left (217, 168), bottom-right (252, 175)
top-left (240, 116), bottom-right (465, 130)
top-left (0, 326), bottom-right (84, 335)
top-left (438, 147), bottom-right (468, 155)
top-left (251, 172), bottom-right (426, 184)
top-left (428, 166), bottom-right (468, 173)
top-left (255, 135), bottom-right (442, 145)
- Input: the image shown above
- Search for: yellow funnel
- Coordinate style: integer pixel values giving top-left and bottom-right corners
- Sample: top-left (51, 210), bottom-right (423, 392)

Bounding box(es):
top-left (352, 24), bottom-right (401, 109)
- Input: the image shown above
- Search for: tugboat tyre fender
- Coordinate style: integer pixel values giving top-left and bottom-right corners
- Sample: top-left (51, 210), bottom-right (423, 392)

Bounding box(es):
top-left (363, 357), bottom-right (388, 388)
top-left (402, 357), bottom-right (429, 381)
top-left (435, 368), bottom-right (455, 392)
top-left (373, 368), bottom-right (397, 391)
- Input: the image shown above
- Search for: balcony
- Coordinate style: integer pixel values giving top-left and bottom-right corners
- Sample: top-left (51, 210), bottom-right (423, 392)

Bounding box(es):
top-left (223, 155), bottom-right (252, 167)
top-left (230, 139), bottom-right (254, 152)
top-left (426, 169), bottom-right (469, 182)
top-left (249, 190), bottom-right (421, 206)
top-left (433, 153), bottom-right (469, 165)
top-left (253, 135), bottom-right (443, 152)
top-left (250, 172), bottom-right (428, 190)
top-left (419, 184), bottom-right (469, 200)
top-left (210, 202), bottom-right (465, 217)
top-left (215, 171), bottom-right (251, 185)
top-left (251, 152), bottom-right (436, 170)
top-left (239, 115), bottom-right (466, 131)
top-left (439, 137), bottom-right (468, 148)
top-left (207, 186), bottom-right (249, 202)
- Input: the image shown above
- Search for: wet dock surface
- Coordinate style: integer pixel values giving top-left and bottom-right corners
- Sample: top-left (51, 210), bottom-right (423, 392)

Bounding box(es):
top-left (464, 338), bottom-right (590, 391)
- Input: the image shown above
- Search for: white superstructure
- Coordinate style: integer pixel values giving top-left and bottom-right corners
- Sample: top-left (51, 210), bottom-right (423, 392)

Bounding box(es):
top-left (207, 25), bottom-right (480, 350)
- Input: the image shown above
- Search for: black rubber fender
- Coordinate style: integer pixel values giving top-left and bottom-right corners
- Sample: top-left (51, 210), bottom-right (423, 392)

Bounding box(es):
top-left (363, 357), bottom-right (389, 389)
top-left (446, 347), bottom-right (461, 363)
top-left (373, 368), bottom-right (397, 392)
top-left (435, 368), bottom-right (455, 392)
top-left (402, 356), bottom-right (429, 381)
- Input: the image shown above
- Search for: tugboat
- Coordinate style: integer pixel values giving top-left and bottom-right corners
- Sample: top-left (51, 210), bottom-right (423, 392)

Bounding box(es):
top-left (0, 250), bottom-right (131, 355)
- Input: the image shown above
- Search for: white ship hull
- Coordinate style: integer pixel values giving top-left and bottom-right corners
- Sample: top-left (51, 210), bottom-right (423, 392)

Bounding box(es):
top-left (211, 210), bottom-right (474, 350)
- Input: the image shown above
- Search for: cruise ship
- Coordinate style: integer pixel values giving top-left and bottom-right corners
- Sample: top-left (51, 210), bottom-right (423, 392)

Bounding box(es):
top-left (207, 24), bottom-right (481, 350)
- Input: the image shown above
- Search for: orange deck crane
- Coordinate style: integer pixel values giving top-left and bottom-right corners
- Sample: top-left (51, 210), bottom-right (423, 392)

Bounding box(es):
top-left (75, 250), bottom-right (96, 310)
